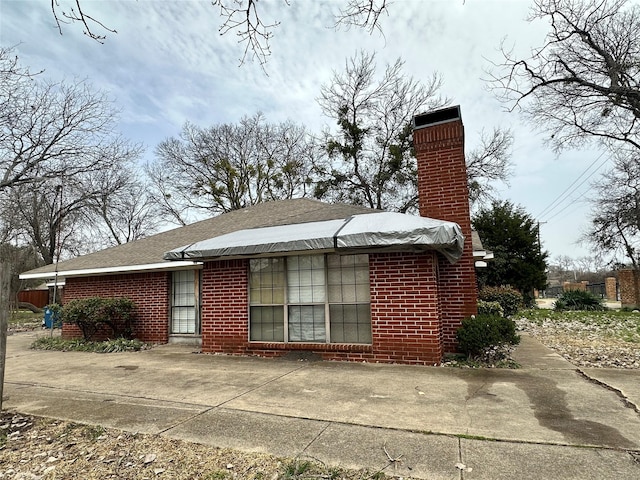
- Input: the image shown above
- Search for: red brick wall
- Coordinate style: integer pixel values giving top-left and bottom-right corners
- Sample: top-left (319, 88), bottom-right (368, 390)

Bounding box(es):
top-left (59, 252), bottom-right (443, 364)
top-left (619, 269), bottom-right (640, 308)
top-left (200, 259), bottom-right (250, 354)
top-left (563, 281), bottom-right (587, 292)
top-left (199, 253), bottom-right (441, 365)
top-left (413, 110), bottom-right (478, 352)
top-left (368, 252), bottom-right (441, 364)
top-left (605, 277), bottom-right (617, 301)
top-left (62, 272), bottom-right (170, 343)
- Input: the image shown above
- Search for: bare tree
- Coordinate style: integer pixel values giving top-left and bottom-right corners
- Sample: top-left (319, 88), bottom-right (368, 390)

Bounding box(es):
top-left (0, 48), bottom-right (132, 191)
top-left (490, 0), bottom-right (640, 153)
top-left (0, 45), bottom-right (41, 99)
top-left (466, 127), bottom-right (514, 206)
top-left (588, 148), bottom-right (640, 269)
top-left (86, 170), bottom-right (161, 246)
top-left (555, 254), bottom-right (576, 275)
top-left (316, 51), bottom-right (446, 212)
top-left (50, 1), bottom-right (391, 66)
top-left (548, 255), bottom-right (577, 283)
top-left (145, 160), bottom-right (191, 227)
top-left (3, 140), bottom-right (145, 265)
top-left (7, 180), bottom-right (89, 265)
top-left (147, 113), bottom-right (316, 224)
top-left (0, 242), bottom-right (44, 307)
top-left (575, 256), bottom-right (596, 275)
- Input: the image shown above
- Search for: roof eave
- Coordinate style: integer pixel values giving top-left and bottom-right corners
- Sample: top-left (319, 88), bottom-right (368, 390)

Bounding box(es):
top-left (19, 261), bottom-right (203, 281)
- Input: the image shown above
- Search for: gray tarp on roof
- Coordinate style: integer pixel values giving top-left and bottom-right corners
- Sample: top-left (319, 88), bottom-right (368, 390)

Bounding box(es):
top-left (164, 212), bottom-right (464, 264)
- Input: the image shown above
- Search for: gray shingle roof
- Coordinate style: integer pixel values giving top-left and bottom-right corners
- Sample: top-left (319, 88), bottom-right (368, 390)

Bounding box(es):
top-left (22, 199), bottom-right (378, 277)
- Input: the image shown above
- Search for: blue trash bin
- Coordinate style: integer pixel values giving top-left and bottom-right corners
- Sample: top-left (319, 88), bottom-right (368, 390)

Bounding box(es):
top-left (43, 308), bottom-right (59, 328)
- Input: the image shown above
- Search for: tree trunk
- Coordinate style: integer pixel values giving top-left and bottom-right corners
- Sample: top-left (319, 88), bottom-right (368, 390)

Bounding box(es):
top-left (18, 302), bottom-right (42, 313)
top-left (0, 263), bottom-right (10, 411)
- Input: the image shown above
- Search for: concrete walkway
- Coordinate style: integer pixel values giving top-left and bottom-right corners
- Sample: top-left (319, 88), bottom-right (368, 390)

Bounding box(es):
top-left (3, 331), bottom-right (640, 479)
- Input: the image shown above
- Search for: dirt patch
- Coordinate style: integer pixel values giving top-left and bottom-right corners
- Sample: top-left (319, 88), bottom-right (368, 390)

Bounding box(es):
top-left (0, 412), bottom-right (399, 479)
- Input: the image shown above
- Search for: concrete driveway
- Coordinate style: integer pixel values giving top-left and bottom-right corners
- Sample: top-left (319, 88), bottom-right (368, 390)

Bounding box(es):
top-left (3, 331), bottom-right (640, 479)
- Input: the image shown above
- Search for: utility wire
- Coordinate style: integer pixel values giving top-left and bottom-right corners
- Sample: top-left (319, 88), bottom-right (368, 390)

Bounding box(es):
top-left (537, 151), bottom-right (608, 220)
top-left (545, 197), bottom-right (589, 223)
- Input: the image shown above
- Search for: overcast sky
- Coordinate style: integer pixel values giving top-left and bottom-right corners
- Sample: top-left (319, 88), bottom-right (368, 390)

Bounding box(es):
top-left (0, 0), bottom-right (610, 263)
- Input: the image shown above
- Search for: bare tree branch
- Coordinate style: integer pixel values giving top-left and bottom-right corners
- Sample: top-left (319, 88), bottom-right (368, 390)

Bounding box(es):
top-left (316, 51), bottom-right (447, 213)
top-left (587, 146), bottom-right (640, 268)
top-left (334, 0), bottom-right (389, 33)
top-left (47, 1), bottom-right (395, 67)
top-left (212, 0), bottom-right (286, 67)
top-left (51, 0), bottom-right (117, 43)
top-left (146, 113), bottom-right (316, 221)
top-left (488, 0), bottom-right (640, 153)
top-left (466, 127), bottom-right (514, 206)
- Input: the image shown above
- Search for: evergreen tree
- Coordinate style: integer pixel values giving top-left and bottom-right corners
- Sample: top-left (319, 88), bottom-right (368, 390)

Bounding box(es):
top-left (472, 201), bottom-right (548, 301)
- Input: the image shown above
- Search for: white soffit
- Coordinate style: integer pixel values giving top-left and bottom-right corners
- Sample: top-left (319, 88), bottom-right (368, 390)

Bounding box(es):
top-left (19, 261), bottom-right (202, 281)
top-left (165, 212), bottom-right (465, 264)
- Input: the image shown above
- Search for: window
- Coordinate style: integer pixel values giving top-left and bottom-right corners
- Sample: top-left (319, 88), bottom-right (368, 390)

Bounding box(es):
top-left (171, 270), bottom-right (200, 334)
top-left (249, 254), bottom-right (371, 343)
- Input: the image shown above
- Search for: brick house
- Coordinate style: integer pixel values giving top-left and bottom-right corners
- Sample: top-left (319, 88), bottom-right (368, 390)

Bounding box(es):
top-left (21, 106), bottom-right (477, 365)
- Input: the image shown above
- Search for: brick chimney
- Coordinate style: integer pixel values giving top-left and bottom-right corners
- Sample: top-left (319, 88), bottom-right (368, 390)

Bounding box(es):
top-left (413, 106), bottom-right (477, 353)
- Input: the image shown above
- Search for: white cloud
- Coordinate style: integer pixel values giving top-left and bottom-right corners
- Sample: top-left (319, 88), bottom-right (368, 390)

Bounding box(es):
top-left (0, 0), bottom-right (605, 259)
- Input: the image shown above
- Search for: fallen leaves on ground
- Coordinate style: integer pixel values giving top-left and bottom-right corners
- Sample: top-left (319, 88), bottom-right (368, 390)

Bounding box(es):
top-left (0, 413), bottom-right (397, 480)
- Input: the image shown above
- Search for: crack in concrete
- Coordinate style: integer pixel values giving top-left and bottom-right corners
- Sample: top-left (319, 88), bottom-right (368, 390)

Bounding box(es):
top-left (457, 437), bottom-right (464, 480)
top-left (576, 369), bottom-right (640, 416)
top-left (156, 364), bottom-right (310, 435)
top-left (156, 406), bottom-right (215, 435)
top-left (298, 421), bottom-right (331, 457)
top-left (213, 364), bottom-right (308, 408)
top-left (5, 381), bottom-right (207, 409)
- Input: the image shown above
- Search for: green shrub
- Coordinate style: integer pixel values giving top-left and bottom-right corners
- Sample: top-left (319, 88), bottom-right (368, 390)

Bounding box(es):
top-left (32, 336), bottom-right (147, 352)
top-left (479, 286), bottom-right (523, 316)
top-left (456, 314), bottom-right (520, 359)
top-left (554, 290), bottom-right (605, 311)
top-left (62, 297), bottom-right (136, 341)
top-left (477, 300), bottom-right (504, 317)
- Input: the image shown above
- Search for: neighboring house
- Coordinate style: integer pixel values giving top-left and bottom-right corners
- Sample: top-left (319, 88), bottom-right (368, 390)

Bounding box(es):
top-left (21, 106), bottom-right (477, 364)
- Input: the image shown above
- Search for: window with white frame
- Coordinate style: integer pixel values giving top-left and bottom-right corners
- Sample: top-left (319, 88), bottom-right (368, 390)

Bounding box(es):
top-left (171, 270), bottom-right (200, 334)
top-left (249, 254), bottom-right (371, 343)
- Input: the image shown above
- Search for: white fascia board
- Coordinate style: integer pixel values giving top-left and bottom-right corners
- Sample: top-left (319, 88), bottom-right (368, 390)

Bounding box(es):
top-left (19, 261), bottom-right (203, 280)
top-left (474, 250), bottom-right (495, 261)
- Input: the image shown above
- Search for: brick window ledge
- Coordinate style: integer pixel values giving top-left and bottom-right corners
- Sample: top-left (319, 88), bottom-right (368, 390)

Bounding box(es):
top-left (249, 342), bottom-right (373, 353)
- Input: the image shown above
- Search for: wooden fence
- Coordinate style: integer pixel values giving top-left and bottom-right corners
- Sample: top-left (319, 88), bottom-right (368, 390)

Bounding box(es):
top-left (18, 290), bottom-right (49, 308)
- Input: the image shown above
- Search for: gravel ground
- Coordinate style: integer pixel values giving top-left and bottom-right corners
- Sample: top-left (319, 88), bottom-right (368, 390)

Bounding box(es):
top-left (515, 310), bottom-right (640, 369)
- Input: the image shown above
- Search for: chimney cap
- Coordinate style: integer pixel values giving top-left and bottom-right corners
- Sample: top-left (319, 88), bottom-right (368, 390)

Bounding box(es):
top-left (413, 106), bottom-right (461, 130)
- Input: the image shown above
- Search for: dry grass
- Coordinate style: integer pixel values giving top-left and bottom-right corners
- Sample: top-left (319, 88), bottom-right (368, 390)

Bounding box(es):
top-left (0, 413), bottom-right (397, 480)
